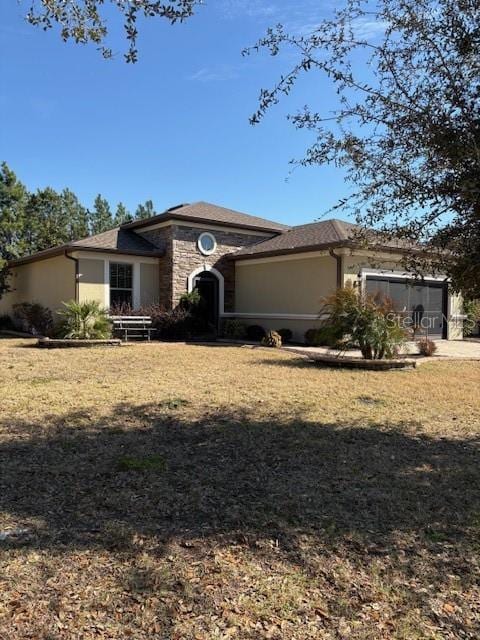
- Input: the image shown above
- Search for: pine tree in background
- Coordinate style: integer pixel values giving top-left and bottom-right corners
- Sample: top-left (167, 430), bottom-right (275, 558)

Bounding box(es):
top-left (91, 194), bottom-right (113, 235)
top-left (0, 162), bottom-right (28, 259)
top-left (114, 202), bottom-right (133, 226)
top-left (0, 163), bottom-right (28, 295)
top-left (61, 189), bottom-right (90, 241)
top-left (135, 199), bottom-right (155, 220)
top-left (24, 188), bottom-right (71, 254)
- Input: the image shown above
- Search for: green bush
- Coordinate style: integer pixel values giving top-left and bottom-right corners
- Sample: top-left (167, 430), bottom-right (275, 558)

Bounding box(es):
top-left (277, 328), bottom-right (293, 343)
top-left (304, 325), bottom-right (343, 347)
top-left (320, 286), bottom-right (407, 359)
top-left (261, 330), bottom-right (282, 348)
top-left (304, 328), bottom-right (318, 345)
top-left (179, 289), bottom-right (202, 310)
top-left (12, 302), bottom-right (54, 336)
top-left (463, 299), bottom-right (480, 336)
top-left (222, 319), bottom-right (247, 339)
top-left (58, 300), bottom-right (112, 339)
top-left (0, 314), bottom-right (14, 331)
top-left (154, 306), bottom-right (208, 340)
top-left (246, 324), bottom-right (266, 341)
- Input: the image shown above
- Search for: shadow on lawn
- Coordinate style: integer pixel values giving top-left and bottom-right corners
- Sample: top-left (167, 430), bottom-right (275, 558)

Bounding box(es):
top-left (0, 403), bottom-right (478, 578)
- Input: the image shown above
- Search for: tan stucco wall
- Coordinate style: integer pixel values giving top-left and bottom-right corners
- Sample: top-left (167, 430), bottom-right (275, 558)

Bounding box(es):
top-left (140, 263), bottom-right (159, 307)
top-left (78, 256), bottom-right (160, 309)
top-left (0, 255), bottom-right (75, 316)
top-left (232, 253), bottom-right (338, 342)
top-left (448, 291), bottom-right (464, 340)
top-left (342, 251), bottom-right (406, 287)
top-left (232, 248), bottom-right (463, 342)
top-left (235, 254), bottom-right (338, 315)
top-left (78, 258), bottom-right (106, 305)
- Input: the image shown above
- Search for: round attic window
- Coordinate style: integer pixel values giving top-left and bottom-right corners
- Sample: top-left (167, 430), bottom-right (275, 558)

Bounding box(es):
top-left (198, 232), bottom-right (217, 256)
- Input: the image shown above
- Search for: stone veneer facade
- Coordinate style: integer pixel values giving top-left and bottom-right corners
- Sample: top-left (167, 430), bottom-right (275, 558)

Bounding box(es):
top-left (138, 223), bottom-right (274, 311)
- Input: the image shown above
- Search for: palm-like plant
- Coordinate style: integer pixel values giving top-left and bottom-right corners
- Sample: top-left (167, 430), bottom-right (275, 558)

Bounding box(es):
top-left (320, 286), bottom-right (407, 360)
top-left (58, 300), bottom-right (112, 340)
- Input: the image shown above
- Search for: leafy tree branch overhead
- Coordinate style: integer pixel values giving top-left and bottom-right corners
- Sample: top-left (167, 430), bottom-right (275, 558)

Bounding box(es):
top-left (18, 0), bottom-right (480, 297)
top-left (244, 0), bottom-right (480, 297)
top-left (25, 0), bottom-right (199, 62)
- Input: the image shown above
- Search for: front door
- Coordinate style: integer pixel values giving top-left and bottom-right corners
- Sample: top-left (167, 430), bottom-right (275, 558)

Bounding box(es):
top-left (193, 271), bottom-right (219, 328)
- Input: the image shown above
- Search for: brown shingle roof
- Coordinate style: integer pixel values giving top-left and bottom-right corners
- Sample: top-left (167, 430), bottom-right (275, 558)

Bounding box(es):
top-left (72, 227), bottom-right (158, 254)
top-left (10, 227), bottom-right (161, 266)
top-left (123, 201), bottom-right (289, 234)
top-left (233, 219), bottom-right (360, 259)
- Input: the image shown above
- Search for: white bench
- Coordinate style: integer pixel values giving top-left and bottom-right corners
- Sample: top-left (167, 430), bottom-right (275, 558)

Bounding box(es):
top-left (110, 316), bottom-right (155, 342)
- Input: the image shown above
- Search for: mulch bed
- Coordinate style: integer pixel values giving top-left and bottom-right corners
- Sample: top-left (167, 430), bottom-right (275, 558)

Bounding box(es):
top-left (37, 338), bottom-right (122, 348)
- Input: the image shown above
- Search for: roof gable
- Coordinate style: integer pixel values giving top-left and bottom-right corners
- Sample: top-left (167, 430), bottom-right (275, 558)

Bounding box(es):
top-left (72, 227), bottom-right (159, 254)
top-left (122, 201), bottom-right (289, 234)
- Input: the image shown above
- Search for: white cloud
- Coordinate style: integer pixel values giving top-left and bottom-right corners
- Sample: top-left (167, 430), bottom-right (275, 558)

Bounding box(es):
top-left (351, 17), bottom-right (388, 40)
top-left (189, 64), bottom-right (240, 82)
top-left (218, 0), bottom-right (279, 20)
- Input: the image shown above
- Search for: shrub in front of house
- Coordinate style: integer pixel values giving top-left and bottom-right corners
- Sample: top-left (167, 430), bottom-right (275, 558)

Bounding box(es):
top-left (58, 300), bottom-right (112, 340)
top-left (418, 337), bottom-right (437, 357)
top-left (111, 300), bottom-right (211, 339)
top-left (320, 286), bottom-right (407, 359)
top-left (109, 301), bottom-right (136, 316)
top-left (304, 328), bottom-right (318, 345)
top-left (178, 289), bottom-right (202, 310)
top-left (277, 328), bottom-right (293, 343)
top-left (246, 324), bottom-right (266, 341)
top-left (0, 314), bottom-right (15, 331)
top-left (154, 306), bottom-right (199, 340)
top-left (222, 319), bottom-right (247, 339)
top-left (12, 302), bottom-right (54, 336)
top-left (304, 325), bottom-right (343, 347)
top-left (463, 299), bottom-right (480, 337)
top-left (261, 330), bottom-right (282, 348)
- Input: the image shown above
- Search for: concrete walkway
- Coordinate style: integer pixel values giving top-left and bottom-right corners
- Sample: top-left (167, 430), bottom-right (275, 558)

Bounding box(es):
top-left (283, 339), bottom-right (480, 361)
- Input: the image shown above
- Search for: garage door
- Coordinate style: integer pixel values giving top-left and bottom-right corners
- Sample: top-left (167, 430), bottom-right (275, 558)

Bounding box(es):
top-left (365, 276), bottom-right (447, 338)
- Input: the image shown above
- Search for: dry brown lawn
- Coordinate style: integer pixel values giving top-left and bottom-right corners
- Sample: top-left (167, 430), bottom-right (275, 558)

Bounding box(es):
top-left (0, 337), bottom-right (479, 639)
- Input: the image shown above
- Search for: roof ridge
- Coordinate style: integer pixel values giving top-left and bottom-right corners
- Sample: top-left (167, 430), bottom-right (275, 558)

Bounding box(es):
top-left (121, 200), bottom-right (289, 232)
top-left (290, 219), bottom-right (335, 230)
top-left (330, 219), bottom-right (346, 240)
top-left (72, 226), bottom-right (121, 244)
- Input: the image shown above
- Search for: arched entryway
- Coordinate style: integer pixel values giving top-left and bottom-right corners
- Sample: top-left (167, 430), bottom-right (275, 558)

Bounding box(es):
top-left (187, 266), bottom-right (224, 329)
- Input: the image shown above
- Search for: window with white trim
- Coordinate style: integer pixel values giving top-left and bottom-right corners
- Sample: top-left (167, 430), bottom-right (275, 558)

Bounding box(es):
top-left (110, 263), bottom-right (133, 307)
top-left (197, 232), bottom-right (217, 256)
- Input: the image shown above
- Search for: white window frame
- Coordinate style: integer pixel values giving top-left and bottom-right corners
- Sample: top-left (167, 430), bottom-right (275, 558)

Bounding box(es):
top-left (108, 261), bottom-right (134, 307)
top-left (197, 232), bottom-right (217, 256)
top-left (104, 260), bottom-right (140, 309)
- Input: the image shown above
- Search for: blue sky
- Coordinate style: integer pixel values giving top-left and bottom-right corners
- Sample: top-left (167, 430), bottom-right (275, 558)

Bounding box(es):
top-left (0, 0), bottom-right (376, 226)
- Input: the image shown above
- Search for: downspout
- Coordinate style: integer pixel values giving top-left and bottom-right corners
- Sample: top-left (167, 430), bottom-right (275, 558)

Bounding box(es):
top-left (64, 251), bottom-right (79, 302)
top-left (329, 249), bottom-right (343, 288)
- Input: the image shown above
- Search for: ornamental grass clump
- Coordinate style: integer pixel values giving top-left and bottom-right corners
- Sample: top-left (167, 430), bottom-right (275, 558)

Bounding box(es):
top-left (418, 337), bottom-right (437, 357)
top-left (58, 300), bottom-right (112, 340)
top-left (261, 330), bottom-right (282, 348)
top-left (320, 285), bottom-right (407, 360)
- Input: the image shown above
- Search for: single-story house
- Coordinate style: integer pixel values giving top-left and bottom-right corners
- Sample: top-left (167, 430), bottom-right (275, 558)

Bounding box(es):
top-left (0, 201), bottom-right (464, 341)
